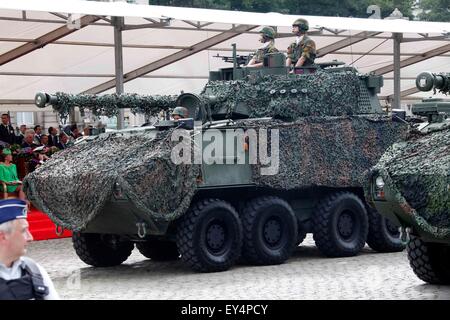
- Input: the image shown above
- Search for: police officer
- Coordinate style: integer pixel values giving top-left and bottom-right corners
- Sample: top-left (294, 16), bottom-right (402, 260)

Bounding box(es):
top-left (247, 26), bottom-right (279, 68)
top-left (286, 18), bottom-right (316, 70)
top-left (171, 106), bottom-right (189, 121)
top-left (0, 199), bottom-right (59, 300)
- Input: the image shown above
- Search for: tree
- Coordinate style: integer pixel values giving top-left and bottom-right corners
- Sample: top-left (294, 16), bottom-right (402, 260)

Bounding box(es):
top-left (147, 0), bottom-right (449, 21)
top-left (416, 0), bottom-right (450, 22)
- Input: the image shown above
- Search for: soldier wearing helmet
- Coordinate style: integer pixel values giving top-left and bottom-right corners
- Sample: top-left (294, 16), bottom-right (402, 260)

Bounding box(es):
top-left (171, 106), bottom-right (189, 121)
top-left (247, 26), bottom-right (279, 68)
top-left (286, 18), bottom-right (316, 70)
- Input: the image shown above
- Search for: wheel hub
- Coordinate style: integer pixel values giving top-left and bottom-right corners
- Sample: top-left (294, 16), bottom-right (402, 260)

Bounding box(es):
top-left (338, 212), bottom-right (354, 239)
top-left (385, 219), bottom-right (400, 236)
top-left (206, 223), bottom-right (226, 252)
top-left (263, 217), bottom-right (282, 246)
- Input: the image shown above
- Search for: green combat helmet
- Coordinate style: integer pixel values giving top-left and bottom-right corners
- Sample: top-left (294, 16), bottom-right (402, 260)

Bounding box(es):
top-left (292, 18), bottom-right (309, 32)
top-left (260, 26), bottom-right (276, 39)
top-left (172, 106), bottom-right (189, 118)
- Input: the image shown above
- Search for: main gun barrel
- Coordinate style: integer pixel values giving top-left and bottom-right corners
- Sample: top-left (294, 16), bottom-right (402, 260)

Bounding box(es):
top-left (416, 72), bottom-right (450, 93)
top-left (35, 92), bottom-right (58, 108)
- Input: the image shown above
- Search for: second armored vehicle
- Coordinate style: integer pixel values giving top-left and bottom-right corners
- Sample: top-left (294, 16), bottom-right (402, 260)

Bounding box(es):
top-left (368, 71), bottom-right (450, 284)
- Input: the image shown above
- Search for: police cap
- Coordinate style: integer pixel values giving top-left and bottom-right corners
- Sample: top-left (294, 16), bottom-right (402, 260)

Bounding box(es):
top-left (0, 199), bottom-right (28, 225)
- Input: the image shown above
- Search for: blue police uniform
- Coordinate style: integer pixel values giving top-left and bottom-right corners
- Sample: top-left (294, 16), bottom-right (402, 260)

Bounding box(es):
top-left (0, 199), bottom-right (54, 300)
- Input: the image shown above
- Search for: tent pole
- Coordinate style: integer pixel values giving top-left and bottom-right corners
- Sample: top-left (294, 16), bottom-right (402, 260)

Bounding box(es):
top-left (113, 16), bottom-right (125, 130)
top-left (393, 32), bottom-right (402, 110)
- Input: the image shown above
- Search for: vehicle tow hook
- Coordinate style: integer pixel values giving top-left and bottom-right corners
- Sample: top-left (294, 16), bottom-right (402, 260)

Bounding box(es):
top-left (399, 227), bottom-right (411, 244)
top-left (55, 225), bottom-right (64, 236)
top-left (136, 222), bottom-right (147, 239)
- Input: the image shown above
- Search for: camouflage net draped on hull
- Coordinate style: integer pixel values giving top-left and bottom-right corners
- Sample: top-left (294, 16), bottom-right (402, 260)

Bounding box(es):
top-left (372, 127), bottom-right (450, 239)
top-left (23, 115), bottom-right (407, 232)
top-left (23, 130), bottom-right (199, 231)
top-left (204, 71), bottom-right (371, 120)
top-left (239, 115), bottom-right (408, 189)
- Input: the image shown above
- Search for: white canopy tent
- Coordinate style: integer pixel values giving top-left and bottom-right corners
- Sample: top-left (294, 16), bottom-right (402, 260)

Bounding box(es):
top-left (0, 0), bottom-right (449, 128)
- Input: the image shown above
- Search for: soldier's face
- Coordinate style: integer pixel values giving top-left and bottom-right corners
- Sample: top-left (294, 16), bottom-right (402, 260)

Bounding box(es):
top-left (259, 34), bottom-right (266, 43)
top-left (292, 26), bottom-right (300, 35)
top-left (0, 219), bottom-right (33, 261)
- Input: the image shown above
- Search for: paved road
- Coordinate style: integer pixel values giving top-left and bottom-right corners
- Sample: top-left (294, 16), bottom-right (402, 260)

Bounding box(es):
top-left (26, 235), bottom-right (450, 300)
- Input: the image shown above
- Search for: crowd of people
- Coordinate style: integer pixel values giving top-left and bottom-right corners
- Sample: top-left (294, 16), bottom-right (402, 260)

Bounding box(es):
top-left (0, 113), bottom-right (88, 200)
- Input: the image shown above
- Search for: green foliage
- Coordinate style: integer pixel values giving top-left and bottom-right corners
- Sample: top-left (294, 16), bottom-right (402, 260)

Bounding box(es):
top-left (149, 0), bottom-right (450, 21)
top-left (149, 0), bottom-right (418, 19)
top-left (417, 0), bottom-right (450, 22)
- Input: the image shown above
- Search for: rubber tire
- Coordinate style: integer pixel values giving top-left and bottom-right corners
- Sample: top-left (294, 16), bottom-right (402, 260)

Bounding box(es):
top-left (72, 232), bottom-right (134, 267)
top-left (136, 240), bottom-right (180, 261)
top-left (176, 199), bottom-right (243, 272)
top-left (366, 207), bottom-right (405, 253)
top-left (407, 236), bottom-right (450, 284)
top-left (313, 192), bottom-right (368, 257)
top-left (241, 196), bottom-right (298, 265)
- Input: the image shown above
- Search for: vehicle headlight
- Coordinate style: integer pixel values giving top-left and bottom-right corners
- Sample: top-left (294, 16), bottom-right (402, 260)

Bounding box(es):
top-left (373, 176), bottom-right (386, 201)
top-left (375, 176), bottom-right (385, 189)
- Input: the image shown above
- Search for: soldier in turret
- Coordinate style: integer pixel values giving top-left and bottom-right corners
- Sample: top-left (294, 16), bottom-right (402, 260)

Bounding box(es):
top-left (286, 18), bottom-right (316, 71)
top-left (247, 26), bottom-right (279, 68)
top-left (171, 107), bottom-right (189, 121)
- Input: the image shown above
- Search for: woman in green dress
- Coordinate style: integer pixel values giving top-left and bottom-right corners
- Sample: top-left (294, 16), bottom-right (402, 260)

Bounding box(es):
top-left (0, 148), bottom-right (26, 200)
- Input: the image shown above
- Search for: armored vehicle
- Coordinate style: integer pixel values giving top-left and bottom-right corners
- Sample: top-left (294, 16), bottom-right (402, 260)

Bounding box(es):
top-left (368, 72), bottom-right (450, 284)
top-left (25, 51), bottom-right (408, 272)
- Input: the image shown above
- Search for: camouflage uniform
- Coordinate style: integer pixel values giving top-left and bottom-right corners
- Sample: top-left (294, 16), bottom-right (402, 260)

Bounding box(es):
top-left (253, 41), bottom-right (279, 64)
top-left (288, 36), bottom-right (316, 66)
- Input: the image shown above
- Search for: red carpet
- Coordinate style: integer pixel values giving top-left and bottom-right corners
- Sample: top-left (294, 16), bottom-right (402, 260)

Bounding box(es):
top-left (27, 207), bottom-right (72, 241)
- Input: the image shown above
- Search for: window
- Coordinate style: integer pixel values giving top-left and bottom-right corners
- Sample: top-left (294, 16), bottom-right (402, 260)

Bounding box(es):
top-left (16, 112), bottom-right (34, 126)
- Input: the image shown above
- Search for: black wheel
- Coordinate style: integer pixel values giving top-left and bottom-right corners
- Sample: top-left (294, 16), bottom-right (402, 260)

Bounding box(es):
top-left (241, 196), bottom-right (297, 265)
top-left (136, 239), bottom-right (180, 261)
top-left (407, 236), bottom-right (450, 284)
top-left (72, 232), bottom-right (134, 267)
top-left (176, 199), bottom-right (243, 272)
top-left (313, 192), bottom-right (368, 257)
top-left (366, 207), bottom-right (405, 252)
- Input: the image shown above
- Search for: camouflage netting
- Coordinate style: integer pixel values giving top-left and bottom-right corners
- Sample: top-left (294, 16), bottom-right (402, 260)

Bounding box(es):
top-left (238, 115), bottom-right (408, 189)
top-left (204, 70), bottom-right (371, 120)
top-left (47, 70), bottom-right (375, 123)
top-left (52, 93), bottom-right (178, 121)
top-left (23, 115), bottom-right (407, 232)
top-left (23, 130), bottom-right (200, 231)
top-left (371, 127), bottom-right (450, 239)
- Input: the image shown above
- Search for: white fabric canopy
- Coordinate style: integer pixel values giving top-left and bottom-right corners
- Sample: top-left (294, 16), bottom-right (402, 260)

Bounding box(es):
top-left (1, 0), bottom-right (449, 34)
top-left (0, 0), bottom-right (449, 110)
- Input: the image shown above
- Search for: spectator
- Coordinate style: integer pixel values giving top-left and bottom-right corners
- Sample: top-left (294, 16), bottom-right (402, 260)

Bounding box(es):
top-left (0, 114), bottom-right (16, 146)
top-left (0, 149), bottom-right (25, 200)
top-left (15, 125), bottom-right (27, 145)
top-left (56, 133), bottom-right (69, 150)
top-left (47, 127), bottom-right (58, 147)
top-left (28, 147), bottom-right (49, 173)
top-left (70, 124), bottom-right (82, 140)
top-left (21, 130), bottom-right (37, 149)
top-left (39, 135), bottom-right (49, 147)
top-left (33, 125), bottom-right (42, 145)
